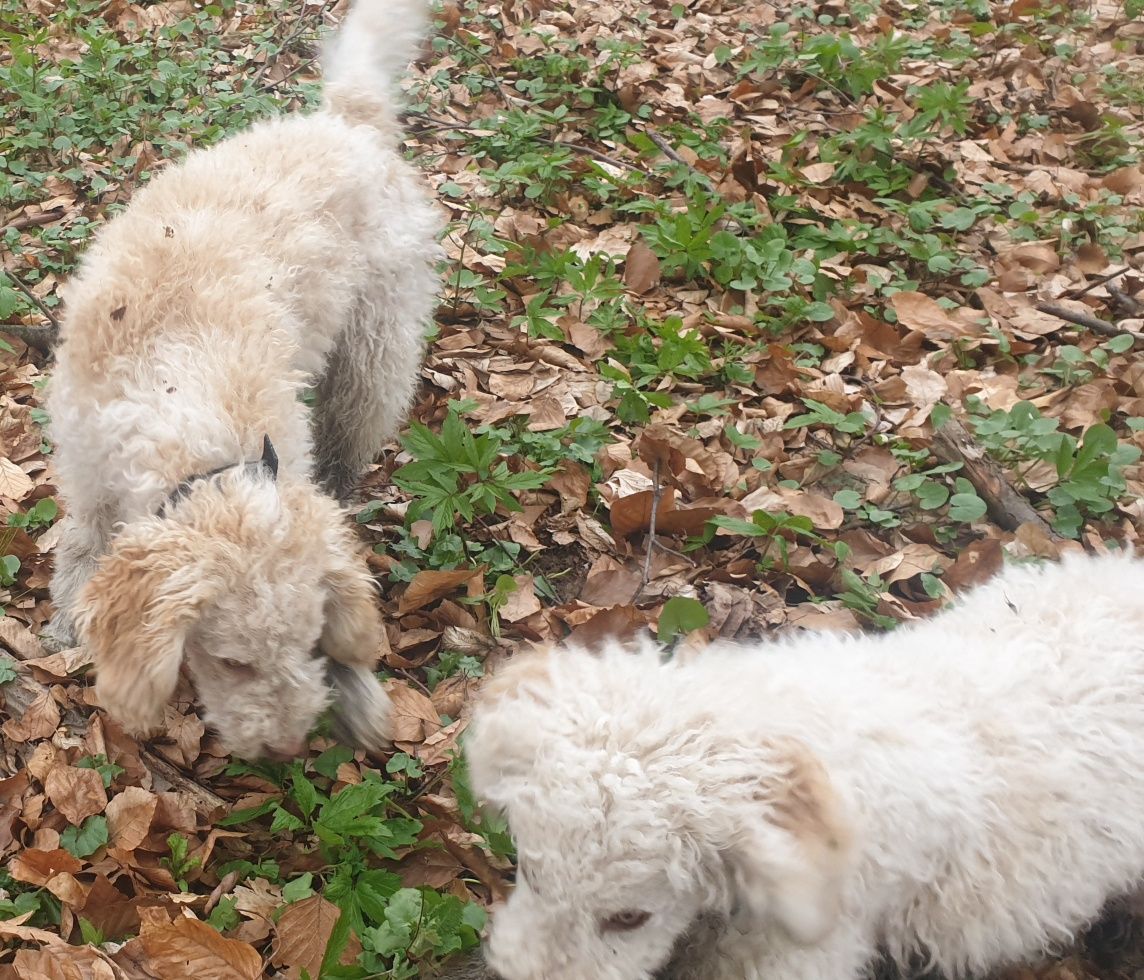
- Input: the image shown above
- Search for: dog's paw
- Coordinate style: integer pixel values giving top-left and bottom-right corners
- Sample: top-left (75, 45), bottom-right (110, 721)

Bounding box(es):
top-left (39, 619), bottom-right (78, 654)
top-left (326, 660), bottom-right (393, 753)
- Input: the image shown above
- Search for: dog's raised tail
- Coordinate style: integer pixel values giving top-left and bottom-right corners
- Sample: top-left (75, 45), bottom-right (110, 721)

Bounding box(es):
top-left (322, 0), bottom-right (429, 127)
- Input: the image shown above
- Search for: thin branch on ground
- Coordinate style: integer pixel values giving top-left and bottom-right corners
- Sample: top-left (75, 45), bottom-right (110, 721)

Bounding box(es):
top-left (139, 747), bottom-right (227, 813)
top-left (1035, 302), bottom-right (1144, 343)
top-left (3, 269), bottom-right (59, 330)
top-left (1066, 265), bottom-right (1133, 300)
top-left (2, 208), bottom-right (64, 234)
top-left (635, 458), bottom-right (664, 603)
top-left (930, 410), bottom-right (1061, 539)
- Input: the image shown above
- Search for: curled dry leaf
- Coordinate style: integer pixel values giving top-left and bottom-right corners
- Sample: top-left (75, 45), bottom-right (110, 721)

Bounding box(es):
top-left (9, 847), bottom-right (83, 886)
top-left (117, 913), bottom-right (262, 980)
top-left (385, 679), bottom-right (444, 745)
top-left (890, 292), bottom-right (984, 341)
top-left (398, 567), bottom-right (485, 614)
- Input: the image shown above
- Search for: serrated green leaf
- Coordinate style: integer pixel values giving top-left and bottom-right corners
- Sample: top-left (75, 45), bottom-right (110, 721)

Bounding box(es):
top-left (290, 768), bottom-right (322, 819)
top-left (312, 745), bottom-right (354, 780)
top-left (269, 805), bottom-right (304, 834)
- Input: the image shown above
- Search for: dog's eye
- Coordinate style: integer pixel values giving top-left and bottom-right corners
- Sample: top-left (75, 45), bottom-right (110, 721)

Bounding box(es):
top-left (219, 657), bottom-right (256, 678)
top-left (600, 909), bottom-right (651, 933)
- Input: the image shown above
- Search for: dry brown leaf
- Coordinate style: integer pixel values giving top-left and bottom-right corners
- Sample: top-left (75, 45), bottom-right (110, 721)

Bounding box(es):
top-left (384, 680), bottom-right (443, 744)
top-left (9, 848), bottom-right (83, 887)
top-left (105, 786), bottom-right (158, 851)
top-left (499, 574), bottom-right (542, 623)
top-left (890, 292), bottom-right (983, 340)
top-left (270, 896), bottom-right (344, 975)
top-left (0, 616), bottom-right (44, 659)
top-left (398, 566), bottom-right (485, 614)
top-left (3, 690), bottom-right (62, 743)
top-left (118, 914), bottom-right (262, 980)
top-left (739, 485), bottom-right (844, 531)
top-left (622, 239), bottom-right (661, 295)
top-left (0, 456), bottom-right (34, 499)
top-left (44, 767), bottom-right (108, 826)
top-left (609, 488), bottom-right (676, 539)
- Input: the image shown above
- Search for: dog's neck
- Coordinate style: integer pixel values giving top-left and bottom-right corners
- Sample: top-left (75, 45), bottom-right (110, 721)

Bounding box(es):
top-left (157, 434), bottom-right (279, 517)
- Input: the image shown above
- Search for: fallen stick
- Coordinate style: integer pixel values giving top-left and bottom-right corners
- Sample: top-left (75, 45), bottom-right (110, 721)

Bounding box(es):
top-left (1, 209), bottom-right (64, 234)
top-left (1034, 302), bottom-right (1144, 343)
top-left (140, 747), bottom-right (226, 813)
top-left (930, 414), bottom-right (1061, 539)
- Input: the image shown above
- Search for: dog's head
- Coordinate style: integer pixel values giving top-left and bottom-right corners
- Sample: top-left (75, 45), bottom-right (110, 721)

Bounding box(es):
top-left (464, 643), bottom-right (854, 980)
top-left (74, 475), bottom-right (389, 760)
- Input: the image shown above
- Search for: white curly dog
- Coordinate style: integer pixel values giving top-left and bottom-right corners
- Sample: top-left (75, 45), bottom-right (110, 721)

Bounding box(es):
top-left (44, 0), bottom-right (440, 760)
top-left (467, 551), bottom-right (1144, 980)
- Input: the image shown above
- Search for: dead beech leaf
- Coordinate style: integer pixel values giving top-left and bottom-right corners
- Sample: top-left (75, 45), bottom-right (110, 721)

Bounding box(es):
top-left (739, 485), bottom-right (844, 531)
top-left (9, 848), bottom-right (82, 887)
top-left (0, 456), bottom-right (33, 499)
top-left (800, 161), bottom-right (835, 183)
top-left (610, 488), bottom-right (676, 539)
top-left (14, 943), bottom-right (122, 978)
top-left (271, 895), bottom-right (345, 975)
top-left (3, 689), bottom-right (62, 743)
top-left (499, 574), bottom-right (542, 623)
top-left (121, 914), bottom-right (262, 980)
top-left (398, 566), bottom-right (484, 614)
top-left (1003, 241), bottom-right (1060, 274)
top-left (384, 680), bottom-right (443, 744)
top-left (548, 461), bottom-right (591, 513)
top-left (890, 292), bottom-right (982, 340)
top-left (44, 870), bottom-right (87, 907)
top-left (622, 238), bottom-right (661, 294)
top-left (942, 538), bottom-right (1004, 593)
top-left (45, 766), bottom-right (108, 826)
top-left (0, 616), bottom-right (44, 659)
top-left (233, 878), bottom-right (284, 922)
top-left (105, 786), bottom-right (158, 851)
top-left (656, 506), bottom-right (725, 537)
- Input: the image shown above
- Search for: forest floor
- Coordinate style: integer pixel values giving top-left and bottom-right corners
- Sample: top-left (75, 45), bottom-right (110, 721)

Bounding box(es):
top-left (2, 0), bottom-right (1144, 976)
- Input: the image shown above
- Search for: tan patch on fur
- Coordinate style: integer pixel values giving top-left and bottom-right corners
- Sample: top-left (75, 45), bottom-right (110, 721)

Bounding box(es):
top-left (480, 646), bottom-right (555, 704)
top-left (78, 528), bottom-right (219, 733)
top-left (769, 737), bottom-right (852, 856)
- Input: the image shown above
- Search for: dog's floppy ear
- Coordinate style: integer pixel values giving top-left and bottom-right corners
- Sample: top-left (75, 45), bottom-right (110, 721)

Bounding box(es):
top-left (75, 525), bottom-right (221, 735)
top-left (718, 738), bottom-right (853, 945)
top-left (317, 534), bottom-right (383, 669)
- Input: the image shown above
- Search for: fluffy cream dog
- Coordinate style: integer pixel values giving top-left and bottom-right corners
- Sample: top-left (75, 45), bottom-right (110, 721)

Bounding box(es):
top-left (466, 551), bottom-right (1144, 980)
top-left (44, 0), bottom-right (440, 759)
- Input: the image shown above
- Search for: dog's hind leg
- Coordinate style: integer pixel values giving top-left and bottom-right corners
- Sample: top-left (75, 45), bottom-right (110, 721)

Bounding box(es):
top-left (311, 299), bottom-right (427, 501)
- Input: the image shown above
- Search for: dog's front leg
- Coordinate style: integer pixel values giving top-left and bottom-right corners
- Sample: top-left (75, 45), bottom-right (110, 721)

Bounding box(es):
top-left (42, 510), bottom-right (113, 651)
top-left (733, 927), bottom-right (872, 980)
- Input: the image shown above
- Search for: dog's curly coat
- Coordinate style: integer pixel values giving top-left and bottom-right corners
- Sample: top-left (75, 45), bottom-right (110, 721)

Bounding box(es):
top-left (466, 552), bottom-right (1144, 980)
top-left (44, 0), bottom-right (440, 759)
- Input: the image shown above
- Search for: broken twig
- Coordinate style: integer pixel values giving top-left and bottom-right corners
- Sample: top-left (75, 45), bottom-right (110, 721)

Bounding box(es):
top-left (1035, 302), bottom-right (1144, 343)
top-left (930, 412), bottom-right (1061, 539)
